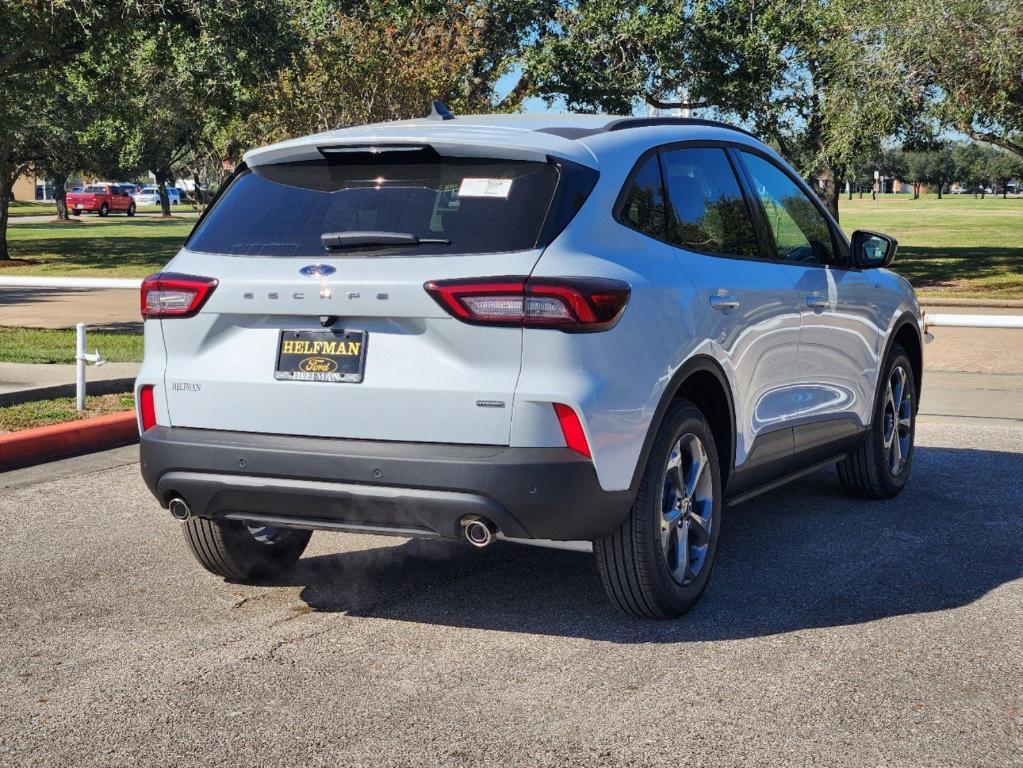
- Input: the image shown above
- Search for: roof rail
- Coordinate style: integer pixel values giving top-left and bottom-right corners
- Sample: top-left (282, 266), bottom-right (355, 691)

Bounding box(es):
top-left (603, 116), bottom-right (758, 140)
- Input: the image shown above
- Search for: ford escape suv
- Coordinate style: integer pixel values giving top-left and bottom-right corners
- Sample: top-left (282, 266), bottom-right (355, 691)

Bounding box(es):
top-left (137, 112), bottom-right (922, 619)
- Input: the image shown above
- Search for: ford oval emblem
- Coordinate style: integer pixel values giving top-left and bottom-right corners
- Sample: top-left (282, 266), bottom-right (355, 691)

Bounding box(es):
top-left (300, 264), bottom-right (336, 278)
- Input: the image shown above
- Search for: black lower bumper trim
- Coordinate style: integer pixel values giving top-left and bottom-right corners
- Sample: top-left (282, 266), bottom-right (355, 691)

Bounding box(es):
top-left (140, 427), bottom-right (634, 541)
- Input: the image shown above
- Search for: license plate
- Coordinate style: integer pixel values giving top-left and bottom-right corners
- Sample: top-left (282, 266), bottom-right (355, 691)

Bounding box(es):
top-left (75, 204), bottom-right (83, 209)
top-left (274, 329), bottom-right (367, 383)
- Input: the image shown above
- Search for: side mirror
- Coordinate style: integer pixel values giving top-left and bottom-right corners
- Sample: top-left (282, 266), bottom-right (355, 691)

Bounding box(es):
top-left (851, 229), bottom-right (898, 269)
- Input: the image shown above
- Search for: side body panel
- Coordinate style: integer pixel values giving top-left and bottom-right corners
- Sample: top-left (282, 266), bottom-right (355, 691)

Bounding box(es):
top-left (790, 265), bottom-right (884, 430)
top-left (673, 249), bottom-right (802, 476)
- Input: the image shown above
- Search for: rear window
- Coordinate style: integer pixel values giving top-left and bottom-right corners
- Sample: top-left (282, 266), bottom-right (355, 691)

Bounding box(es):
top-left (84, 185), bottom-right (106, 194)
top-left (187, 148), bottom-right (562, 257)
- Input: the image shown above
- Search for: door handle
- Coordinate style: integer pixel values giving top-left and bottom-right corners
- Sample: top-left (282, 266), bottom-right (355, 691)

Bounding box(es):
top-left (710, 294), bottom-right (740, 312)
top-left (805, 295), bottom-right (829, 312)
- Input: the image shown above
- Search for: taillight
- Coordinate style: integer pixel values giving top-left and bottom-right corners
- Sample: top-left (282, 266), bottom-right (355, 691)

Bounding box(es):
top-left (553, 403), bottom-right (591, 458)
top-left (424, 276), bottom-right (630, 332)
top-left (137, 385), bottom-right (156, 431)
top-left (141, 272), bottom-right (218, 318)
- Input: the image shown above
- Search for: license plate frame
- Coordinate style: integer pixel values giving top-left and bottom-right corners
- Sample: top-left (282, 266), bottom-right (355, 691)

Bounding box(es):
top-left (274, 329), bottom-right (368, 383)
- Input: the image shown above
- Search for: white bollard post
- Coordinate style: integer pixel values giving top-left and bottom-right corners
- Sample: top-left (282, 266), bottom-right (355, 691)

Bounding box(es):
top-left (76, 322), bottom-right (87, 412)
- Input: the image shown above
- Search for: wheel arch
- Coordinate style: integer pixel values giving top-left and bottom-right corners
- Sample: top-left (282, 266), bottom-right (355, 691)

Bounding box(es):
top-left (886, 312), bottom-right (924, 404)
top-left (629, 355), bottom-right (736, 492)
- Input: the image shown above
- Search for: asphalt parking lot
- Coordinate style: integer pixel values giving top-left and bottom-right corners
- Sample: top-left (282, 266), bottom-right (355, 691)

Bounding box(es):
top-left (1, 422), bottom-right (1021, 767)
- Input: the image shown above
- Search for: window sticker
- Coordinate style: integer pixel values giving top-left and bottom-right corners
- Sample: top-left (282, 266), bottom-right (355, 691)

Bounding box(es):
top-left (458, 178), bottom-right (513, 198)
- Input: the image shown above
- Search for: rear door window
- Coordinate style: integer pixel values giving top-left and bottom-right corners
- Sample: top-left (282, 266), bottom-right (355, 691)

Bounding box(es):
top-left (186, 148), bottom-right (561, 257)
top-left (660, 148), bottom-right (759, 259)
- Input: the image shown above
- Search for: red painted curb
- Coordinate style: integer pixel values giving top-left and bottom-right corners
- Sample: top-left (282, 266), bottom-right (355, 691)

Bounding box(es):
top-left (0, 411), bottom-right (139, 471)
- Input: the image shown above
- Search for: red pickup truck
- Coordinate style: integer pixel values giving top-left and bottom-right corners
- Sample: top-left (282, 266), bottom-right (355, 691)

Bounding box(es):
top-left (66, 184), bottom-right (136, 217)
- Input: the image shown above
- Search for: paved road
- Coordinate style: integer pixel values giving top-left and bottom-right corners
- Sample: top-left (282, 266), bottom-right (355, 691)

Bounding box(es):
top-left (1, 422), bottom-right (1020, 767)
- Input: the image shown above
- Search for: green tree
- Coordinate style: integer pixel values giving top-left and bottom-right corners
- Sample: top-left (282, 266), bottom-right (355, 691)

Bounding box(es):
top-left (989, 152), bottom-right (1023, 198)
top-left (23, 61), bottom-right (129, 221)
top-left (920, 147), bottom-right (957, 199)
top-left (903, 151), bottom-right (932, 199)
top-left (523, 0), bottom-right (916, 221)
top-left (0, 0), bottom-right (145, 258)
top-left (245, 0), bottom-right (551, 147)
top-left (102, 1), bottom-right (300, 216)
top-left (885, 0), bottom-right (1023, 160)
top-left (953, 143), bottom-right (996, 197)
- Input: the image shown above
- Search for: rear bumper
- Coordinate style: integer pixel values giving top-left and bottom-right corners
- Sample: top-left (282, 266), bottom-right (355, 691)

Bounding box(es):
top-left (139, 427), bottom-right (633, 541)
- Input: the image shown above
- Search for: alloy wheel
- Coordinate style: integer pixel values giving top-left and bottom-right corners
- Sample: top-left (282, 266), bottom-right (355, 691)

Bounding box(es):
top-left (245, 523), bottom-right (286, 545)
top-left (882, 365), bottom-right (913, 475)
top-left (660, 433), bottom-right (714, 585)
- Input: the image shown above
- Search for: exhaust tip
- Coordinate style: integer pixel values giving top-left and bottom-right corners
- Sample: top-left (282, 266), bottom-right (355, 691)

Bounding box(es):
top-left (463, 518), bottom-right (496, 548)
top-left (168, 497), bottom-right (192, 522)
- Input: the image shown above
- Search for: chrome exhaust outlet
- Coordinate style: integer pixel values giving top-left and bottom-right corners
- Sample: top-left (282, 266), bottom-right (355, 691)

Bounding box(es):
top-left (463, 518), bottom-right (497, 548)
top-left (168, 497), bottom-right (192, 522)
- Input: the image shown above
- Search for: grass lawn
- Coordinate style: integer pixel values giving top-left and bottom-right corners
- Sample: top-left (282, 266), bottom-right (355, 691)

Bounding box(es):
top-left (839, 194), bottom-right (1023, 299)
top-left (8, 201), bottom-right (57, 217)
top-left (2, 217), bottom-right (193, 277)
top-left (9, 201), bottom-right (198, 218)
top-left (0, 392), bottom-right (134, 433)
top-left (2, 193), bottom-right (1021, 298)
top-left (0, 327), bottom-right (143, 364)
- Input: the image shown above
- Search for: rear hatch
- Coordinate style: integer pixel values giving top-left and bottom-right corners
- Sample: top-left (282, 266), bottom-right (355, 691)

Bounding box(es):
top-left (154, 145), bottom-right (589, 445)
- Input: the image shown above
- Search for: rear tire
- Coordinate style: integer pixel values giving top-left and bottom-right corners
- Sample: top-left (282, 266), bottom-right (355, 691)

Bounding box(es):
top-left (182, 517), bottom-right (311, 580)
top-left (594, 400), bottom-right (723, 619)
top-left (98, 203), bottom-right (109, 217)
top-left (837, 345), bottom-right (916, 499)
top-left (126, 203), bottom-right (136, 217)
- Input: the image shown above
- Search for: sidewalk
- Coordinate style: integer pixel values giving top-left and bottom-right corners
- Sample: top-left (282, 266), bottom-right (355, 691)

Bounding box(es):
top-left (923, 306), bottom-right (1023, 374)
top-left (0, 362), bottom-right (140, 405)
top-left (0, 286), bottom-right (140, 330)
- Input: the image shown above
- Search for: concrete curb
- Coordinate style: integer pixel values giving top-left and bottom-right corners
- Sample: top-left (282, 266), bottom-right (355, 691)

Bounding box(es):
top-left (0, 411), bottom-right (138, 471)
top-left (919, 297), bottom-right (1023, 309)
top-left (0, 377), bottom-right (137, 408)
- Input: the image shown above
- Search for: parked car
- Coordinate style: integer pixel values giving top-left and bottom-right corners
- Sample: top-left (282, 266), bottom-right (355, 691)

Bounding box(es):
top-left (66, 183), bottom-right (136, 216)
top-left (132, 186), bottom-right (181, 205)
top-left (136, 112), bottom-right (922, 619)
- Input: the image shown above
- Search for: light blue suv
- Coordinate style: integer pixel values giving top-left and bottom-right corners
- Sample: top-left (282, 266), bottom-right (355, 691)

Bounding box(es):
top-left (136, 112), bottom-right (922, 619)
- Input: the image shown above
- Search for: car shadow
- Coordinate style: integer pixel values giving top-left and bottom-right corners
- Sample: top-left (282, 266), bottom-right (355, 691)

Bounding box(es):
top-left (265, 443), bottom-right (1023, 643)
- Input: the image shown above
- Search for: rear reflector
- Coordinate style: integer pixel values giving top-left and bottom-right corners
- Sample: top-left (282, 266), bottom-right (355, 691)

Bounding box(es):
top-left (137, 385), bottom-right (156, 431)
top-left (141, 273), bottom-right (218, 318)
top-left (553, 403), bottom-right (591, 458)
top-left (424, 276), bottom-right (630, 332)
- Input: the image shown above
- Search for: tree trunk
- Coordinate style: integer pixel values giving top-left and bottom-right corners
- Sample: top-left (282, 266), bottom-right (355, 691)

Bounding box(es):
top-left (821, 173), bottom-right (841, 222)
top-left (937, 184), bottom-right (943, 200)
top-left (53, 172), bottom-right (69, 221)
top-left (0, 146), bottom-right (12, 260)
top-left (155, 173), bottom-right (171, 217)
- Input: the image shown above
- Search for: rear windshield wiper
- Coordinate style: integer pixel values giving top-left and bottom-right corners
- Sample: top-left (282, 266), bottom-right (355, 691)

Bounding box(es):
top-left (321, 231), bottom-right (451, 250)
